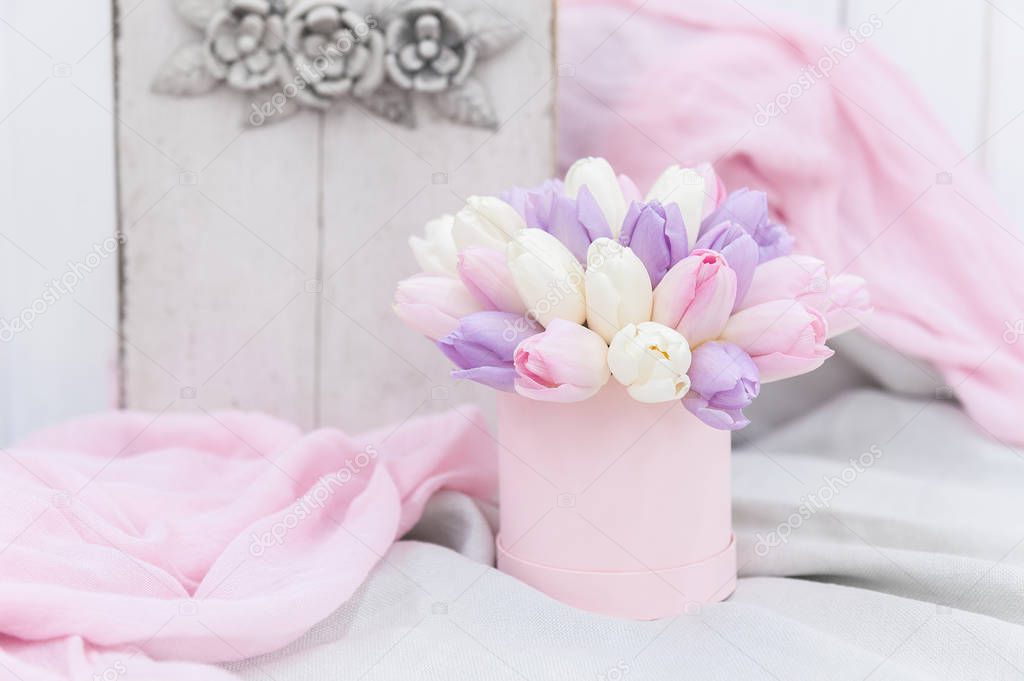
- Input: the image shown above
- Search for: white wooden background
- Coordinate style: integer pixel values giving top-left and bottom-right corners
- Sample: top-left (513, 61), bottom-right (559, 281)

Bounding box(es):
top-left (2, 0), bottom-right (1023, 444)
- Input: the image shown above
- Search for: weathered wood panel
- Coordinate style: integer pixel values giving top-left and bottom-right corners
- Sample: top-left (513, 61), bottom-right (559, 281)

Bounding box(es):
top-left (118, 0), bottom-right (320, 426)
top-left (319, 0), bottom-right (557, 431)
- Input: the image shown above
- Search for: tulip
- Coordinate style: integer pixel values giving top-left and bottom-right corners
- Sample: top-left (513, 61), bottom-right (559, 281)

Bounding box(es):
top-left (683, 342), bottom-right (760, 430)
top-left (608, 322), bottom-right (692, 403)
top-left (820, 273), bottom-right (871, 338)
top-left (513, 319), bottom-right (611, 402)
top-left (646, 163), bottom-right (726, 248)
top-left (500, 180), bottom-right (611, 263)
top-left (458, 247), bottom-right (526, 313)
top-left (618, 174), bottom-right (643, 204)
top-left (438, 311), bottom-right (541, 391)
top-left (564, 157), bottom-right (628, 237)
top-left (584, 238), bottom-right (654, 343)
top-left (618, 200), bottom-right (689, 287)
top-left (506, 228), bottom-right (587, 327)
top-left (393, 274), bottom-right (483, 340)
top-left (738, 255), bottom-right (829, 311)
top-left (652, 249), bottom-right (737, 347)
top-left (409, 214), bottom-right (458, 275)
top-left (452, 196), bottom-right (527, 252)
top-left (720, 300), bottom-right (833, 382)
top-left (694, 221), bottom-right (759, 306)
top-left (700, 188), bottom-right (794, 263)
top-left (500, 179), bottom-right (564, 228)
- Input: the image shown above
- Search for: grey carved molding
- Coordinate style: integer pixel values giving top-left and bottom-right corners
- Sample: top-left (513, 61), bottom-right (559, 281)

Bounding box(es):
top-left (152, 0), bottom-right (523, 129)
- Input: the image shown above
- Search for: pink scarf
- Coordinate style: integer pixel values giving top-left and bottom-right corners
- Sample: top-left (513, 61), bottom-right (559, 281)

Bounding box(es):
top-left (0, 409), bottom-right (495, 678)
top-left (560, 0), bottom-right (1024, 444)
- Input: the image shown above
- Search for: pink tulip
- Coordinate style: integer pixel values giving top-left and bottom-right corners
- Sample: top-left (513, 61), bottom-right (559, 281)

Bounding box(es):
top-left (513, 319), bottom-right (610, 402)
top-left (820, 273), bottom-right (871, 338)
top-left (720, 300), bottom-right (834, 382)
top-left (652, 249), bottom-right (737, 346)
top-left (393, 274), bottom-right (483, 340)
top-left (618, 173), bottom-right (643, 205)
top-left (739, 255), bottom-right (829, 310)
top-left (458, 247), bottom-right (527, 314)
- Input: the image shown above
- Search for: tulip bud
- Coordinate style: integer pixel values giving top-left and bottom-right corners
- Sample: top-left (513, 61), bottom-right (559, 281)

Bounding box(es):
top-left (409, 214), bottom-right (458, 275)
top-left (820, 273), bottom-right (871, 338)
top-left (694, 221), bottom-right (759, 307)
top-left (720, 300), bottom-right (834, 382)
top-left (393, 274), bottom-right (483, 340)
top-left (584, 238), bottom-right (654, 343)
top-left (683, 341), bottom-right (760, 430)
top-left (452, 196), bottom-right (527, 252)
top-left (500, 181), bottom-right (612, 263)
top-left (438, 311), bottom-right (541, 391)
top-left (458, 247), bottom-right (527, 313)
top-left (699, 188), bottom-right (794, 263)
top-left (564, 157), bottom-right (628, 237)
top-left (738, 255), bottom-right (829, 311)
top-left (652, 249), bottom-right (737, 347)
top-left (646, 163), bottom-right (725, 248)
top-left (506, 228), bottom-right (587, 327)
top-left (513, 319), bottom-right (611, 402)
top-left (607, 322), bottom-right (692, 403)
top-left (618, 200), bottom-right (689, 287)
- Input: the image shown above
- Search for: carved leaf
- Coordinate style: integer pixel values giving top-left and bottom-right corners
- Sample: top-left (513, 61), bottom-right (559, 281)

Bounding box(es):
top-left (432, 78), bottom-right (497, 130)
top-left (175, 0), bottom-right (225, 29)
top-left (152, 43), bottom-right (220, 96)
top-left (243, 89), bottom-right (302, 128)
top-left (467, 11), bottom-right (523, 58)
top-left (360, 84), bottom-right (416, 128)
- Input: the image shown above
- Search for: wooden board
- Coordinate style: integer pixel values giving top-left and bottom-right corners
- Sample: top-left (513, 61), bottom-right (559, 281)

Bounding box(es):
top-left (319, 0), bottom-right (557, 432)
top-left (118, 0), bottom-right (320, 426)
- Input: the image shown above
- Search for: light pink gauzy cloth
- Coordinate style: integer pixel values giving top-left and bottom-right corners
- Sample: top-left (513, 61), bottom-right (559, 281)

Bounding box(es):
top-left (560, 0), bottom-right (1024, 444)
top-left (0, 408), bottom-right (495, 678)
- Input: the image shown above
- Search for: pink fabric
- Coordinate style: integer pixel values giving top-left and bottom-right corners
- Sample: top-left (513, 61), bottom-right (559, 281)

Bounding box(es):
top-left (0, 408), bottom-right (495, 678)
top-left (560, 0), bottom-right (1024, 444)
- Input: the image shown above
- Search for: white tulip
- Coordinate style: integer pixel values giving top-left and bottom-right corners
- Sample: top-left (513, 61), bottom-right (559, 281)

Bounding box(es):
top-left (506, 228), bottom-right (586, 327)
top-left (585, 238), bottom-right (653, 343)
top-left (646, 165), bottom-right (706, 248)
top-left (608, 322), bottom-right (692, 403)
top-left (564, 157), bottom-right (628, 237)
top-left (452, 196), bottom-right (526, 252)
top-left (409, 214), bottom-right (458, 275)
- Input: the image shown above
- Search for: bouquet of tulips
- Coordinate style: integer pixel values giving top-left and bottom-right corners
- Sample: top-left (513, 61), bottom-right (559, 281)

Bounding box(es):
top-left (394, 157), bottom-right (870, 430)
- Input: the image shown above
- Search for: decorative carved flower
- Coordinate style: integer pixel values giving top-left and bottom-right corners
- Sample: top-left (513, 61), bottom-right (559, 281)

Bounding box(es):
top-left (384, 0), bottom-right (477, 93)
top-left (156, 0), bottom-right (524, 129)
top-left (283, 0), bottom-right (386, 108)
top-left (204, 0), bottom-right (287, 91)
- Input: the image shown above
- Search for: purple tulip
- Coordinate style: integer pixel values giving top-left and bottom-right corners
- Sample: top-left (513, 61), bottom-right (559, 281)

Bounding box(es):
top-left (500, 181), bottom-right (611, 263)
top-left (683, 341), bottom-right (760, 431)
top-left (694, 221), bottom-right (759, 308)
top-left (699, 189), bottom-right (794, 263)
top-left (437, 311), bottom-right (541, 392)
top-left (618, 200), bottom-right (689, 286)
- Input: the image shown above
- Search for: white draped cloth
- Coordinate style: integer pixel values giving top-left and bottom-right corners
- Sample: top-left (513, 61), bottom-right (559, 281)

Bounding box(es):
top-left (225, 340), bottom-right (1024, 680)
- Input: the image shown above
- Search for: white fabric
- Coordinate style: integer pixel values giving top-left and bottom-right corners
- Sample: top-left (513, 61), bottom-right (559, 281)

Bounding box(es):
top-left (225, 337), bottom-right (1024, 680)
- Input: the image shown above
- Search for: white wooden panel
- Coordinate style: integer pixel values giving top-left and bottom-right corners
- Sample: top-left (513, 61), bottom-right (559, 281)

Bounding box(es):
top-left (984, 2), bottom-right (1024, 231)
top-left (118, 1), bottom-right (320, 426)
top-left (0, 1), bottom-right (118, 445)
top-left (845, 0), bottom-right (989, 153)
top-left (319, 0), bottom-right (556, 432)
